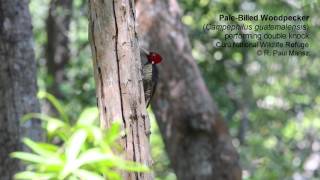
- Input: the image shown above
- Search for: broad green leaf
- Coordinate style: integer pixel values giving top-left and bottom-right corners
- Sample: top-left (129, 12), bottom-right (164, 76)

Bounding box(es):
top-left (22, 113), bottom-right (66, 128)
top-left (74, 169), bottom-right (105, 180)
top-left (22, 113), bottom-right (68, 137)
top-left (77, 149), bottom-right (115, 166)
top-left (14, 171), bottom-right (55, 180)
top-left (11, 152), bottom-right (55, 164)
top-left (61, 129), bottom-right (87, 179)
top-left (78, 125), bottom-right (106, 148)
top-left (86, 126), bottom-right (103, 144)
top-left (112, 159), bottom-right (150, 172)
top-left (105, 121), bottom-right (122, 144)
top-left (77, 107), bottom-right (99, 126)
top-left (23, 138), bottom-right (58, 157)
top-left (104, 170), bottom-right (122, 180)
top-left (46, 119), bottom-right (68, 135)
top-left (66, 129), bottom-right (87, 162)
top-left (37, 91), bottom-right (69, 123)
top-left (36, 163), bottom-right (64, 172)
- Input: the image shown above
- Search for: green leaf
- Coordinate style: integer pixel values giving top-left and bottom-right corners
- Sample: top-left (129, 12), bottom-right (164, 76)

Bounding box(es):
top-left (37, 91), bottom-right (69, 123)
top-left (22, 113), bottom-right (66, 128)
top-left (105, 121), bottom-right (122, 144)
top-left (74, 169), bottom-right (105, 180)
top-left (22, 138), bottom-right (58, 158)
top-left (14, 171), bottom-right (55, 180)
top-left (104, 170), bottom-right (122, 180)
top-left (11, 152), bottom-right (51, 164)
top-left (77, 107), bottom-right (99, 126)
top-left (22, 113), bottom-right (68, 137)
top-left (123, 161), bottom-right (150, 172)
top-left (60, 129), bottom-right (88, 179)
top-left (76, 149), bottom-right (115, 166)
top-left (116, 160), bottom-right (150, 172)
top-left (86, 126), bottom-right (103, 145)
top-left (66, 129), bottom-right (87, 162)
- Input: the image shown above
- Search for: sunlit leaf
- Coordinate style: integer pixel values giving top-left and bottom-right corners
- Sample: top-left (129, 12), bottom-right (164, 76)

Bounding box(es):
top-left (11, 152), bottom-right (60, 165)
top-left (61, 129), bottom-right (87, 179)
top-left (119, 161), bottom-right (150, 172)
top-left (14, 171), bottom-right (55, 180)
top-left (22, 113), bottom-right (68, 138)
top-left (76, 149), bottom-right (115, 166)
top-left (77, 107), bottom-right (99, 126)
top-left (37, 91), bottom-right (69, 123)
top-left (104, 170), bottom-right (122, 180)
top-left (65, 129), bottom-right (87, 162)
top-left (105, 121), bottom-right (122, 144)
top-left (23, 138), bottom-right (59, 157)
top-left (74, 169), bottom-right (105, 180)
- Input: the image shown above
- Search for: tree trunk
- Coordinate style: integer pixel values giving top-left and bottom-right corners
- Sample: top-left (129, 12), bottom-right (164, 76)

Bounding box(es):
top-left (136, 0), bottom-right (242, 179)
top-left (0, 0), bottom-right (42, 179)
top-left (46, 0), bottom-right (73, 99)
top-left (88, 0), bottom-right (153, 179)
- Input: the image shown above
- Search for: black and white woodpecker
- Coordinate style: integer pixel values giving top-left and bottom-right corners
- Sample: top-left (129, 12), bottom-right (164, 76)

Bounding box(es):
top-left (140, 48), bottom-right (162, 107)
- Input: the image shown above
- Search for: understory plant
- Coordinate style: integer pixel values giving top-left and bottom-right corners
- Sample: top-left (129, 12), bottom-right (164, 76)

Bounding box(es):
top-left (11, 91), bottom-right (149, 180)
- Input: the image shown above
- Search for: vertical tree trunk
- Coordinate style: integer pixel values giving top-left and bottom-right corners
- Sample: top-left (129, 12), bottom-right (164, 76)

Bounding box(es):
top-left (46, 0), bottom-right (73, 99)
top-left (136, 0), bottom-right (242, 179)
top-left (88, 0), bottom-right (153, 179)
top-left (0, 0), bottom-right (42, 179)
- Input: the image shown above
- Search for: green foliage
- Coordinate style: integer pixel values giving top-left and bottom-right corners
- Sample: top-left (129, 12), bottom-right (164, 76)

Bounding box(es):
top-left (180, 0), bottom-right (320, 179)
top-left (11, 92), bottom-right (148, 180)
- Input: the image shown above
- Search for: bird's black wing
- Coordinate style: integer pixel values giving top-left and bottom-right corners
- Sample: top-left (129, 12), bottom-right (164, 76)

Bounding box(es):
top-left (142, 64), bottom-right (158, 107)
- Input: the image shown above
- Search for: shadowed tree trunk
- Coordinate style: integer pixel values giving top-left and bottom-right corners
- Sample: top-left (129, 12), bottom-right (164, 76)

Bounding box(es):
top-left (136, 0), bottom-right (242, 179)
top-left (0, 0), bottom-right (42, 179)
top-left (46, 0), bottom-right (73, 99)
top-left (88, 0), bottom-right (153, 179)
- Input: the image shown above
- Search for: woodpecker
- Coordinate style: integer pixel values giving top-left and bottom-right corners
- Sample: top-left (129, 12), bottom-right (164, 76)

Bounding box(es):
top-left (140, 48), bottom-right (162, 107)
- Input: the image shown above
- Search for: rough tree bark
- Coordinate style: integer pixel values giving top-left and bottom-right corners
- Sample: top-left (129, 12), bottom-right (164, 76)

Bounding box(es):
top-left (0, 0), bottom-right (42, 179)
top-left (88, 0), bottom-right (152, 179)
top-left (136, 0), bottom-right (242, 179)
top-left (46, 0), bottom-right (73, 99)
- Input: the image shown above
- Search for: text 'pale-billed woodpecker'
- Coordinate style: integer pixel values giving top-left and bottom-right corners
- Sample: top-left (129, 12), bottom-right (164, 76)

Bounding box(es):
top-left (140, 48), bottom-right (162, 107)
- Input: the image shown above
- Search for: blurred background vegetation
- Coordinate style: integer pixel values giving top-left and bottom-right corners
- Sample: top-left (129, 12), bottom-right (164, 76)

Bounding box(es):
top-left (29, 0), bottom-right (320, 179)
